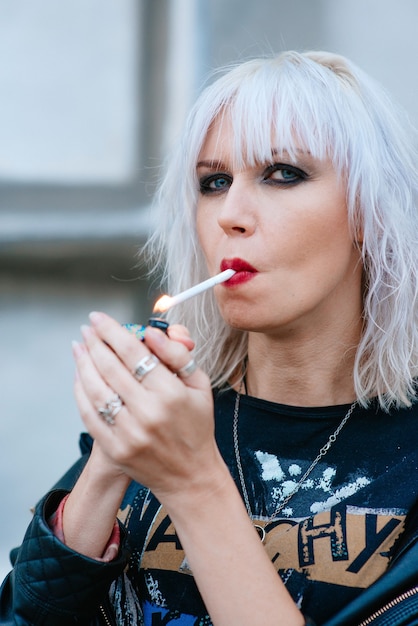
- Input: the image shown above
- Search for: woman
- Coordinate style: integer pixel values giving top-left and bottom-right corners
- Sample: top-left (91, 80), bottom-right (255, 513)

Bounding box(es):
top-left (1, 51), bottom-right (418, 625)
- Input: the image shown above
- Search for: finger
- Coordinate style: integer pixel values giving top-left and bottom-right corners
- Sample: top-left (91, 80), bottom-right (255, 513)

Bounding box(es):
top-left (87, 312), bottom-right (186, 391)
top-left (73, 362), bottom-right (134, 467)
top-left (80, 322), bottom-right (161, 402)
top-left (167, 324), bottom-right (195, 351)
top-left (73, 336), bottom-right (162, 465)
top-left (72, 340), bottom-right (126, 432)
top-left (144, 326), bottom-right (206, 389)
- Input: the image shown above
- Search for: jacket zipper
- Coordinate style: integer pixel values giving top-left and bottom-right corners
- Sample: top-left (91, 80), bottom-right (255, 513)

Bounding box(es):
top-left (99, 604), bottom-right (114, 626)
top-left (357, 585), bottom-right (418, 625)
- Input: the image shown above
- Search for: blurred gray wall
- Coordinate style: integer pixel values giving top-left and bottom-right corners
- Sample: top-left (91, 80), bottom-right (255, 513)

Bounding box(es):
top-left (1, 0), bottom-right (418, 578)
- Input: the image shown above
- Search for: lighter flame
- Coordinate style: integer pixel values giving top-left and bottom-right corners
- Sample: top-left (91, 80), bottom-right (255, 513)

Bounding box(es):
top-left (153, 295), bottom-right (173, 313)
top-left (152, 269), bottom-right (236, 313)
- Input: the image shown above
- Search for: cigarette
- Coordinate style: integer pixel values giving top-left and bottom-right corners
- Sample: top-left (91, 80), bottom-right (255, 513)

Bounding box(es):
top-left (154, 269), bottom-right (235, 312)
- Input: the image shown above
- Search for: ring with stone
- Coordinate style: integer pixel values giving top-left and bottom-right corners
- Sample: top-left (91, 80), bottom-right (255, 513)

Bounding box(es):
top-left (97, 394), bottom-right (124, 425)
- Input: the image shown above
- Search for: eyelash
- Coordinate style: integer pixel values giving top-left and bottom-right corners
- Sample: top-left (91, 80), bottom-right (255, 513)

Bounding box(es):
top-left (198, 163), bottom-right (307, 195)
top-left (199, 173), bottom-right (232, 195)
top-left (263, 163), bottom-right (308, 185)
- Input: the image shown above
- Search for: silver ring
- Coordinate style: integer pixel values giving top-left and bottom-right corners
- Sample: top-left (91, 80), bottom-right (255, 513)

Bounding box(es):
top-left (133, 354), bottom-right (160, 382)
top-left (177, 358), bottom-right (197, 379)
top-left (98, 394), bottom-right (123, 425)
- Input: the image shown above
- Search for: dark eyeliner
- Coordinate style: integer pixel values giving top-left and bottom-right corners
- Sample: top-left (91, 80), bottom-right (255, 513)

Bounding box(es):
top-left (263, 162), bottom-right (308, 185)
top-left (199, 172), bottom-right (232, 195)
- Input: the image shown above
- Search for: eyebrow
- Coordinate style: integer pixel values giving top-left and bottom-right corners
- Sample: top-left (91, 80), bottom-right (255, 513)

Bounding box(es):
top-left (196, 159), bottom-right (228, 170)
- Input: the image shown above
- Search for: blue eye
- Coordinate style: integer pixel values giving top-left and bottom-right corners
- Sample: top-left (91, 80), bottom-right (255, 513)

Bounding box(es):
top-left (199, 173), bottom-right (232, 194)
top-left (211, 177), bottom-right (229, 189)
top-left (279, 169), bottom-right (298, 180)
top-left (264, 163), bottom-right (307, 185)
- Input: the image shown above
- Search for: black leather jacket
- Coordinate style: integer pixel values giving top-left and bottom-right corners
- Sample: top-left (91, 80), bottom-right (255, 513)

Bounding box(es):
top-left (1, 445), bottom-right (417, 625)
top-left (0, 490), bottom-right (127, 626)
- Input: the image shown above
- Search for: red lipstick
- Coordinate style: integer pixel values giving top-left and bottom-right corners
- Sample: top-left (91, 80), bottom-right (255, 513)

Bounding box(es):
top-left (220, 258), bottom-right (258, 286)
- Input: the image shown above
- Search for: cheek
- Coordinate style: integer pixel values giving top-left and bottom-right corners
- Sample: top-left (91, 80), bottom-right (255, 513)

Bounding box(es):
top-left (277, 197), bottom-right (354, 276)
top-left (195, 210), bottom-right (205, 250)
top-left (297, 190), bottom-right (351, 245)
top-left (196, 207), bottom-right (215, 260)
top-left (308, 220), bottom-right (357, 288)
top-left (195, 206), bottom-right (204, 239)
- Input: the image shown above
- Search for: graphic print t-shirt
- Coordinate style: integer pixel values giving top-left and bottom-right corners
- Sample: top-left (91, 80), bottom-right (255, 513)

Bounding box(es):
top-left (112, 389), bottom-right (418, 625)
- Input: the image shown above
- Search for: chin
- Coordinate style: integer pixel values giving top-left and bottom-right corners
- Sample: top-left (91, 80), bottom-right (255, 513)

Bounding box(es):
top-left (223, 313), bottom-right (263, 333)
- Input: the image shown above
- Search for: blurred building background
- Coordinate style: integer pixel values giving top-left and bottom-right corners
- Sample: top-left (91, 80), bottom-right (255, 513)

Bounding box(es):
top-left (1, 0), bottom-right (418, 578)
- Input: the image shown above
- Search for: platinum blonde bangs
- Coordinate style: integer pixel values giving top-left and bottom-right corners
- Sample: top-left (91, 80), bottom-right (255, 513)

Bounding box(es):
top-left (145, 50), bottom-right (418, 409)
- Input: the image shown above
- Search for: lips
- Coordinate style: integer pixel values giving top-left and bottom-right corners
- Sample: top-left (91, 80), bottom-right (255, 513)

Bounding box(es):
top-left (220, 258), bottom-right (258, 285)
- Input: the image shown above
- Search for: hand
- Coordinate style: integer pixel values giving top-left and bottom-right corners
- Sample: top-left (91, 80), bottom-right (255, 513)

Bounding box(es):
top-left (72, 312), bottom-right (219, 502)
top-left (72, 314), bottom-right (303, 625)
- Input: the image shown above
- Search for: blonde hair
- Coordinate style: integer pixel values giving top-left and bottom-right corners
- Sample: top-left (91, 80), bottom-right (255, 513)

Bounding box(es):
top-left (145, 50), bottom-right (418, 409)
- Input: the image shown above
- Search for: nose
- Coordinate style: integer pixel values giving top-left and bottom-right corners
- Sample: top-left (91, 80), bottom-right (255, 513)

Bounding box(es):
top-left (217, 178), bottom-right (257, 236)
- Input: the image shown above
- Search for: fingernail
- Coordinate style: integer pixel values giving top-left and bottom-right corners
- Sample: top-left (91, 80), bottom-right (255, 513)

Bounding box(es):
top-left (89, 311), bottom-right (104, 325)
top-left (80, 324), bottom-right (93, 340)
top-left (72, 340), bottom-right (85, 359)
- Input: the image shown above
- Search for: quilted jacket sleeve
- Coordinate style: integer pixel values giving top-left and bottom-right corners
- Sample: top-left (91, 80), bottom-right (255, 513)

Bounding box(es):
top-left (0, 434), bottom-right (129, 625)
top-left (0, 489), bottom-right (128, 626)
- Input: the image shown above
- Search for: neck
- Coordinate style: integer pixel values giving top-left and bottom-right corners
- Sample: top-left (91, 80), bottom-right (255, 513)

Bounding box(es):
top-left (244, 321), bottom-right (361, 407)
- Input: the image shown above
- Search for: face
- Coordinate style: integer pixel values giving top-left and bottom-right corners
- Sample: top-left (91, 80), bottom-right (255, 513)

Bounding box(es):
top-left (195, 114), bottom-right (363, 338)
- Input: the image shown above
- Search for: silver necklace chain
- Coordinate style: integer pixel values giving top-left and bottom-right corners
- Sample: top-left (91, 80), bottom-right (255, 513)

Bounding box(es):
top-left (232, 385), bottom-right (358, 541)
